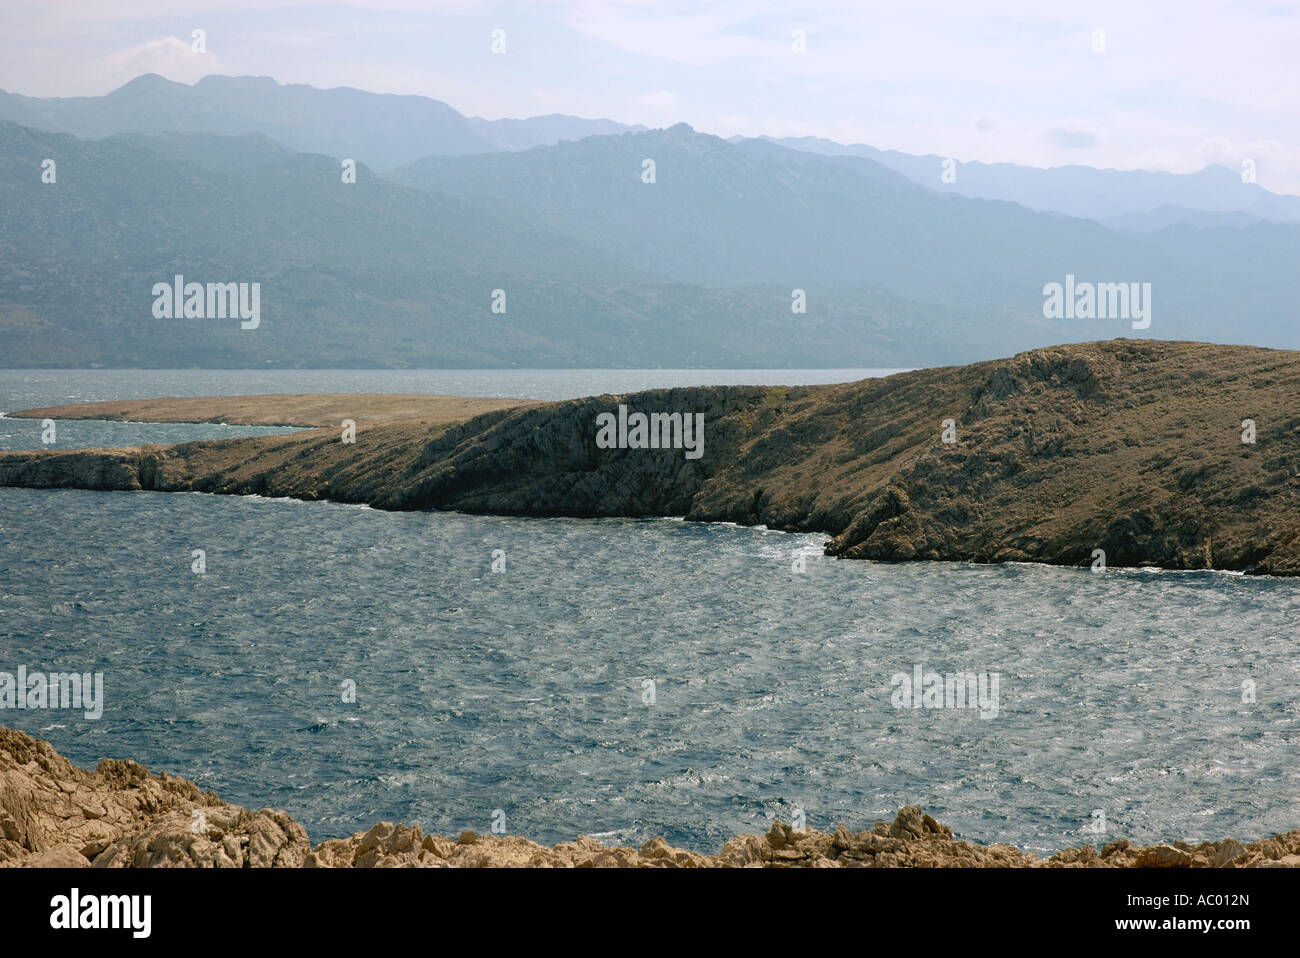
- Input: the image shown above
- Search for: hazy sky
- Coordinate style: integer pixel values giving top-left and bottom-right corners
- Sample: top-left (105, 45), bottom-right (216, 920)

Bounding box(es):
top-left (3, 0), bottom-right (1298, 192)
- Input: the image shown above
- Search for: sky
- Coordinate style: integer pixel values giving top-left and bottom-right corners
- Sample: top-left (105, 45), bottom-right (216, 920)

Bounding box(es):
top-left (2, 0), bottom-right (1298, 193)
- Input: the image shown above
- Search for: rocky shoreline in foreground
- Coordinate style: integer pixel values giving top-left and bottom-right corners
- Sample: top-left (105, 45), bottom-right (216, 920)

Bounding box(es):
top-left (3, 340), bottom-right (1300, 575)
top-left (2, 727), bottom-right (1297, 868)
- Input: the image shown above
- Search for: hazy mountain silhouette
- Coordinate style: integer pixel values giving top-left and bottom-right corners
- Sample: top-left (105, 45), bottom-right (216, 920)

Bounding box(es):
top-left (392, 125), bottom-right (1300, 346)
top-left (1100, 206), bottom-right (1267, 232)
top-left (1, 121), bottom-right (1006, 368)
top-left (0, 74), bottom-right (641, 170)
top-left (4, 73), bottom-right (1294, 226)
top-left (3, 107), bottom-right (1299, 367)
top-left (752, 135), bottom-right (1300, 224)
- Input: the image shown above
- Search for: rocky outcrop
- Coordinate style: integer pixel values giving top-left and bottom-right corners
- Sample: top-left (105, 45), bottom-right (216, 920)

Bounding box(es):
top-left (4, 340), bottom-right (1300, 574)
top-left (92, 807), bottom-right (311, 869)
top-left (3, 727), bottom-right (1298, 868)
top-left (0, 726), bottom-right (308, 868)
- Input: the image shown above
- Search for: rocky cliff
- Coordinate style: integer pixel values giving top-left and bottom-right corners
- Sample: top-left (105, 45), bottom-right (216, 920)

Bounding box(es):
top-left (3, 339), bottom-right (1299, 574)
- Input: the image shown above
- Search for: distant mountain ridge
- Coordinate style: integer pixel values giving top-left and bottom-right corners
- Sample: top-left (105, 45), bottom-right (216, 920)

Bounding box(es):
top-left (1, 119), bottom-right (1000, 367)
top-left (0, 74), bottom-right (644, 170)
top-left (749, 135), bottom-right (1300, 225)
top-left (389, 123), bottom-right (1300, 348)
top-left (2, 74), bottom-right (1296, 229)
top-left (1100, 206), bottom-right (1267, 232)
top-left (2, 75), bottom-right (1299, 368)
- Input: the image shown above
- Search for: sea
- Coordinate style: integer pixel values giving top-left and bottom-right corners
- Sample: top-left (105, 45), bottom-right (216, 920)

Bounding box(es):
top-left (1, 369), bottom-right (1296, 854)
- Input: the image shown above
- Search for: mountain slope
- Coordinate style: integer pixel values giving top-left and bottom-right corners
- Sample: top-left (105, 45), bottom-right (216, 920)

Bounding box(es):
top-left (1101, 206), bottom-right (1267, 232)
top-left (0, 120), bottom-right (649, 366)
top-left (1, 120), bottom-right (1003, 367)
top-left (392, 126), bottom-right (1300, 347)
top-left (6, 117), bottom-right (1300, 367)
top-left (467, 113), bottom-right (644, 151)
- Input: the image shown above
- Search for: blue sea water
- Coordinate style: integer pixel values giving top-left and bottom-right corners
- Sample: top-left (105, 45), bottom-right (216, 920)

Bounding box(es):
top-left (0, 370), bottom-right (1297, 854)
top-left (0, 417), bottom-right (303, 452)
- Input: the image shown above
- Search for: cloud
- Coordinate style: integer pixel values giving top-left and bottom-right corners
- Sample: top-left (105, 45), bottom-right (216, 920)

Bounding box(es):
top-left (29, 0), bottom-right (487, 17)
top-left (269, 31), bottom-right (332, 49)
top-left (636, 90), bottom-right (679, 114)
top-left (558, 0), bottom-right (788, 65)
top-left (530, 88), bottom-right (568, 111)
top-left (1127, 136), bottom-right (1300, 193)
top-left (1228, 1), bottom-right (1300, 16)
top-left (1043, 126), bottom-right (1099, 150)
top-left (711, 113), bottom-right (832, 140)
top-left (102, 36), bottom-right (219, 87)
top-left (1, 1), bottom-right (1295, 194)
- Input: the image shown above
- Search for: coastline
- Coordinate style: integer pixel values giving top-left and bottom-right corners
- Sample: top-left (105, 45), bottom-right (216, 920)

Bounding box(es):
top-left (3, 340), bottom-right (1300, 575)
top-left (3, 726), bottom-right (1296, 868)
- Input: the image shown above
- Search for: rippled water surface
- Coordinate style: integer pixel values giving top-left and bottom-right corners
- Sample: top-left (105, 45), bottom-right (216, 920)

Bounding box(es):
top-left (0, 416), bottom-right (303, 452)
top-left (2, 487), bottom-right (1296, 853)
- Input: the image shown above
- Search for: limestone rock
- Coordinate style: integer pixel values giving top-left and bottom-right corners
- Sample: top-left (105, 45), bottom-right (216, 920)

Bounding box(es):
top-left (1136, 844), bottom-right (1194, 868)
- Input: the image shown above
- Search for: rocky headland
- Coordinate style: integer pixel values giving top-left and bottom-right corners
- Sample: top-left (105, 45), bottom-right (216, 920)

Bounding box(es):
top-left (2, 727), bottom-right (1296, 868)
top-left (3, 339), bottom-right (1300, 574)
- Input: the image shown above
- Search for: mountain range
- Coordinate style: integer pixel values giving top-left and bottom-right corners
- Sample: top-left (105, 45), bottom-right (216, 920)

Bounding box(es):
top-left (1, 75), bottom-right (1298, 368)
top-left (6, 74), bottom-right (1295, 228)
top-left (0, 74), bottom-right (641, 169)
top-left (751, 135), bottom-right (1300, 226)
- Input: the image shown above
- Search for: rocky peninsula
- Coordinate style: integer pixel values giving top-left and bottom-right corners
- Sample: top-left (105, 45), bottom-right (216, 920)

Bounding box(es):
top-left (2, 726), bottom-right (1296, 868)
top-left (3, 339), bottom-right (1300, 574)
